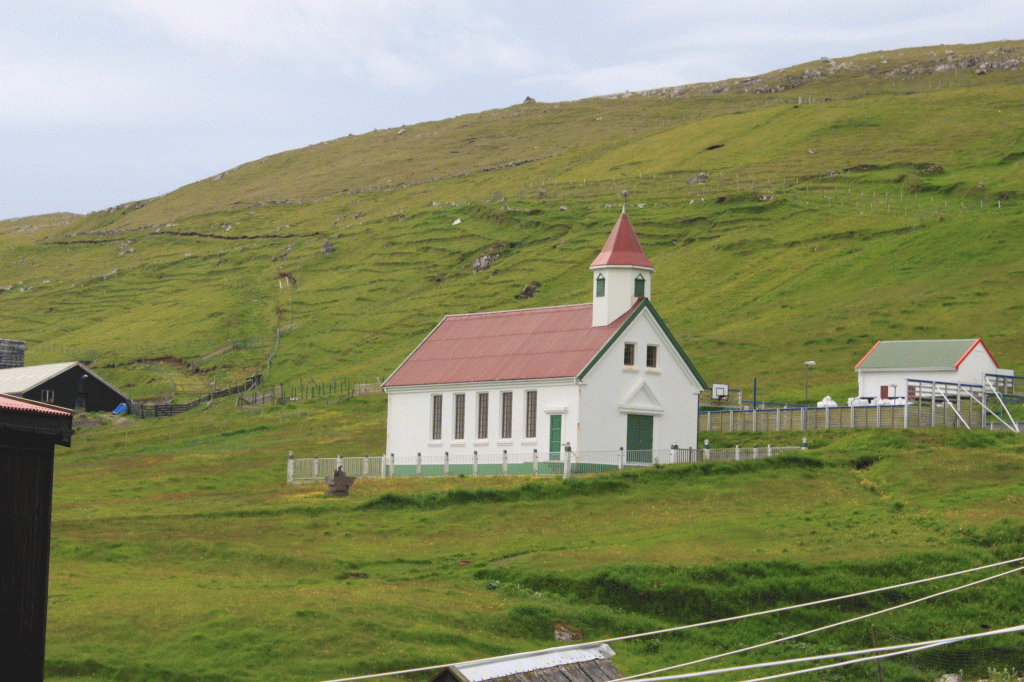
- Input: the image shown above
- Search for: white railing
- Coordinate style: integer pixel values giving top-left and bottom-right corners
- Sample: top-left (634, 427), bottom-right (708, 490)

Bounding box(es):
top-left (287, 444), bottom-right (806, 483)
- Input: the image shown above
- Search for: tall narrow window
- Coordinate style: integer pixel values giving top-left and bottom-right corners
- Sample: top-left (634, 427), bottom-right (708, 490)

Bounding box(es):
top-left (595, 274), bottom-right (605, 297)
top-left (454, 393), bottom-right (465, 440)
top-left (624, 342), bottom-right (636, 366)
top-left (501, 391), bottom-right (513, 439)
top-left (431, 394), bottom-right (443, 440)
top-left (525, 390), bottom-right (537, 438)
top-left (477, 393), bottom-right (489, 439)
top-left (634, 274), bottom-right (646, 298)
top-left (646, 345), bottom-right (658, 368)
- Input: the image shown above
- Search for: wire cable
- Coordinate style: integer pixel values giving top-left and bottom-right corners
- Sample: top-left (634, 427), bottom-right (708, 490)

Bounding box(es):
top-left (621, 562), bottom-right (1023, 681)
top-left (318, 556), bottom-right (1023, 682)
top-left (625, 624), bottom-right (1024, 682)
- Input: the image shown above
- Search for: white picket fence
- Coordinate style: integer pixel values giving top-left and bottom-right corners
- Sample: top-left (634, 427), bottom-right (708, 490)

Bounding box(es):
top-left (287, 444), bottom-right (806, 484)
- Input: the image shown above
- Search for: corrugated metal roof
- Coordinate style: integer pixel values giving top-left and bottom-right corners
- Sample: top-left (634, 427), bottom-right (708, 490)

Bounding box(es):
top-left (454, 644), bottom-right (616, 682)
top-left (0, 362), bottom-right (79, 394)
top-left (0, 393), bottom-right (74, 417)
top-left (589, 212), bottom-right (654, 270)
top-left (855, 339), bottom-right (994, 371)
top-left (384, 303), bottom-right (636, 387)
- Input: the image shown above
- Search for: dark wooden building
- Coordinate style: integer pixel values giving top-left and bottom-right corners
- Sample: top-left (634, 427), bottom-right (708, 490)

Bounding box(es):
top-left (0, 361), bottom-right (130, 412)
top-left (430, 643), bottom-right (622, 682)
top-left (0, 394), bottom-right (74, 682)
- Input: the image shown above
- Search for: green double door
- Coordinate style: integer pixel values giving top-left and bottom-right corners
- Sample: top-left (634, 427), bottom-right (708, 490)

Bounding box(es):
top-left (626, 414), bottom-right (653, 463)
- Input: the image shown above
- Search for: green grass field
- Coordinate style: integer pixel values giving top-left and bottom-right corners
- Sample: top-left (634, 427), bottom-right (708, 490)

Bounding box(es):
top-left (41, 399), bottom-right (1024, 682)
top-left (1, 39), bottom-right (1023, 681)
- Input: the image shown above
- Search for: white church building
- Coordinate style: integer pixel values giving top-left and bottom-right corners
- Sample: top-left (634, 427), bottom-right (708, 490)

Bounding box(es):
top-left (382, 209), bottom-right (707, 472)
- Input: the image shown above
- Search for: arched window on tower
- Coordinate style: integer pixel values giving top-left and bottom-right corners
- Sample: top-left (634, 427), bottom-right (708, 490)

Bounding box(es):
top-left (634, 274), bottom-right (646, 298)
top-left (595, 274), bottom-right (605, 297)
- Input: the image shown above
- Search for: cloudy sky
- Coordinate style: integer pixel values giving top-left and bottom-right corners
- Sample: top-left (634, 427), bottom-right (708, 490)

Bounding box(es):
top-left (1, 0), bottom-right (1020, 221)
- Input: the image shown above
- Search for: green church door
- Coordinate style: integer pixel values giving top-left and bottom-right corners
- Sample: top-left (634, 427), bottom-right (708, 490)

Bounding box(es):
top-left (626, 414), bottom-right (653, 463)
top-left (549, 414), bottom-right (562, 460)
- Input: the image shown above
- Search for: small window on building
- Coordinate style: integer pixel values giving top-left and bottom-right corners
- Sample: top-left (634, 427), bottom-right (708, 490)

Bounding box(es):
top-left (634, 274), bottom-right (646, 298)
top-left (477, 393), bottom-right (489, 439)
top-left (41, 389), bottom-right (55, 403)
top-left (646, 345), bottom-right (658, 368)
top-left (624, 342), bottom-right (636, 366)
top-left (431, 395), bottom-right (443, 440)
top-left (501, 391), bottom-right (513, 439)
top-left (454, 393), bottom-right (465, 440)
top-left (525, 390), bottom-right (537, 438)
top-left (595, 274), bottom-right (605, 297)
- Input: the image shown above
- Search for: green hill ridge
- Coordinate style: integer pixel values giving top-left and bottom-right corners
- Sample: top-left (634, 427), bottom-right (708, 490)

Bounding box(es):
top-left (3, 39), bottom-right (1023, 406)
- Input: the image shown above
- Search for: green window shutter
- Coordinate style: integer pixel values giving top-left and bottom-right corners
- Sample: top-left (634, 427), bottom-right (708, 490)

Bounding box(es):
top-left (595, 274), bottom-right (605, 297)
top-left (634, 275), bottom-right (645, 298)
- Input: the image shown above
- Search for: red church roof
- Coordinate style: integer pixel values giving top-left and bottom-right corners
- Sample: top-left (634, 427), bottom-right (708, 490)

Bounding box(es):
top-left (384, 302), bottom-right (639, 387)
top-left (589, 212), bottom-right (654, 270)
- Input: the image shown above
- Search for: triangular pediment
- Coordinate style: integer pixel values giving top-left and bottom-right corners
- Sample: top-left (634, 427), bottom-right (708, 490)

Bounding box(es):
top-left (619, 380), bottom-right (663, 415)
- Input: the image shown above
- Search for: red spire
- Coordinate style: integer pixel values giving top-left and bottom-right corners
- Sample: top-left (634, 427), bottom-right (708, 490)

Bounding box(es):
top-left (590, 211), bottom-right (654, 269)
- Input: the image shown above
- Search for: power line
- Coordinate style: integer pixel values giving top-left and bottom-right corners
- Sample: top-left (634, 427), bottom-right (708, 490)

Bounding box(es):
top-left (318, 556), bottom-right (1024, 682)
top-left (622, 562), bottom-right (1024, 681)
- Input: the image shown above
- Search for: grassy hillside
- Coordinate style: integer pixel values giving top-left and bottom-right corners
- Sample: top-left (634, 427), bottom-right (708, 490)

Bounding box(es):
top-left (3, 43), bottom-right (1024, 680)
top-left (2, 40), bottom-right (1023, 406)
top-left (44, 401), bottom-right (1024, 682)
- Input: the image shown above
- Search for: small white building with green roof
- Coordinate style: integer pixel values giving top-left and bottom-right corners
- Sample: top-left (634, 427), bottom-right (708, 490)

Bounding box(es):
top-left (854, 338), bottom-right (1013, 400)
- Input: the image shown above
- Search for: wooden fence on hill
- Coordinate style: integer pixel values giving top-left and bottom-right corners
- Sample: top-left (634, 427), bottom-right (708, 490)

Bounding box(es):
top-left (134, 374), bottom-right (263, 417)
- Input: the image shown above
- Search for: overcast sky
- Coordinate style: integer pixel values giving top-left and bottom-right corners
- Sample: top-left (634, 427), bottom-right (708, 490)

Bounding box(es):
top-left (1, 1), bottom-right (1020, 221)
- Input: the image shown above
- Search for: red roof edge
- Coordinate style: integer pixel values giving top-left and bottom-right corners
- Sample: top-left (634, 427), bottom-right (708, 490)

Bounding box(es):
top-left (955, 338), bottom-right (997, 369)
top-left (590, 211), bottom-right (654, 270)
top-left (853, 340), bottom-right (882, 370)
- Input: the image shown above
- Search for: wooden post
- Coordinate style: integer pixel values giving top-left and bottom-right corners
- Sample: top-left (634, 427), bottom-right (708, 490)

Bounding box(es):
top-left (532, 449), bottom-right (538, 476)
top-left (619, 447), bottom-right (625, 469)
top-left (444, 452), bottom-right (449, 477)
top-left (416, 453), bottom-right (422, 477)
top-left (287, 451), bottom-right (294, 483)
top-left (473, 451), bottom-right (478, 478)
top-left (502, 450), bottom-right (508, 476)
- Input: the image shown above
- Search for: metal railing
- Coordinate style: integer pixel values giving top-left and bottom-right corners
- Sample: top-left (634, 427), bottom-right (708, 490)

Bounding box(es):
top-left (286, 444), bottom-right (806, 483)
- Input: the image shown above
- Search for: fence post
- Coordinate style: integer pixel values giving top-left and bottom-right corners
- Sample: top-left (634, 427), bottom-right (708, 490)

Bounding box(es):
top-left (336, 455), bottom-right (342, 473)
top-left (363, 456), bottom-right (369, 478)
top-left (802, 406), bottom-right (807, 431)
top-left (735, 445), bottom-right (740, 461)
top-left (768, 444), bottom-right (772, 457)
top-left (502, 451), bottom-right (508, 476)
top-left (619, 447), bottom-right (625, 469)
top-left (389, 453), bottom-right (395, 478)
top-left (754, 447), bottom-right (759, 459)
top-left (777, 408), bottom-right (781, 431)
top-left (313, 455), bottom-right (319, 479)
top-left (533, 450), bottom-right (538, 476)
top-left (287, 451), bottom-right (294, 484)
top-left (562, 446), bottom-right (570, 480)
top-left (703, 439), bottom-right (710, 461)
top-left (416, 453), bottom-right (422, 478)
top-left (671, 443), bottom-right (679, 464)
top-left (444, 452), bottom-right (449, 477)
top-left (473, 451), bottom-right (478, 478)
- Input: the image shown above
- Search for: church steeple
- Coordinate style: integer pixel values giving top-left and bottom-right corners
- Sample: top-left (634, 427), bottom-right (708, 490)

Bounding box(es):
top-left (590, 201), bottom-right (654, 327)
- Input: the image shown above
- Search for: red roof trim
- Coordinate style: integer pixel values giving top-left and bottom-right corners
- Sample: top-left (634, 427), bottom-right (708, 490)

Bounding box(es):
top-left (0, 394), bottom-right (74, 418)
top-left (589, 212), bottom-right (654, 270)
top-left (955, 338), bottom-right (998, 369)
top-left (853, 340), bottom-right (882, 370)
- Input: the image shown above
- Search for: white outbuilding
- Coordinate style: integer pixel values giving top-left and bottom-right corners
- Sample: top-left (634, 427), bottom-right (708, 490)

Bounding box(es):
top-left (382, 209), bottom-right (707, 466)
top-left (854, 338), bottom-right (1013, 400)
